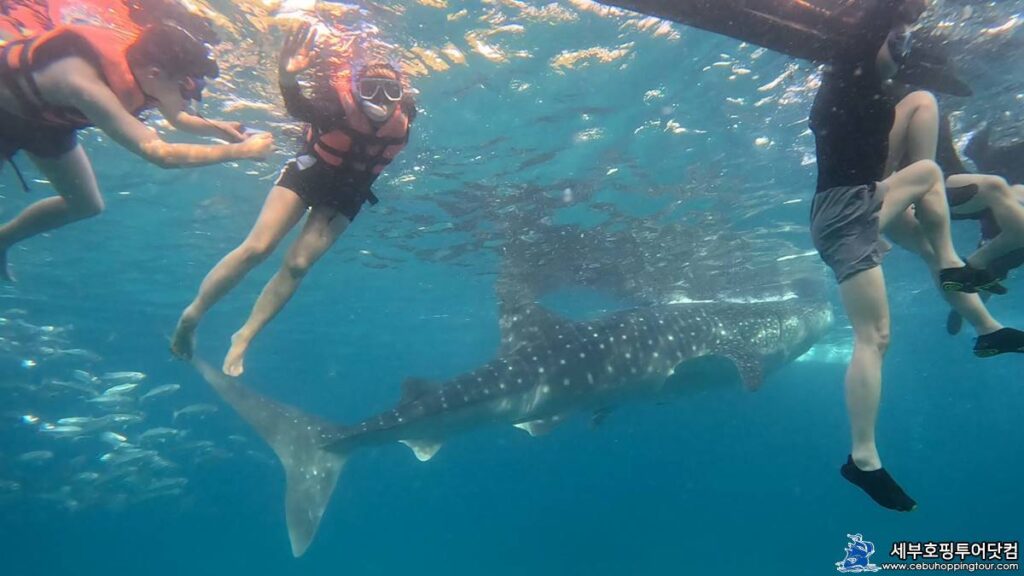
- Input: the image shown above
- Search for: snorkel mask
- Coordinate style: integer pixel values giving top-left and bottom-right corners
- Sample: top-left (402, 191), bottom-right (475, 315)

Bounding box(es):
top-left (356, 76), bottom-right (403, 102)
top-left (351, 61), bottom-right (404, 122)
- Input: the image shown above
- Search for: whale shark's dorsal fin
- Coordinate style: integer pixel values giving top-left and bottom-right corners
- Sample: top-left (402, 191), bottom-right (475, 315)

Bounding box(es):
top-left (499, 300), bottom-right (569, 355)
top-left (400, 378), bottom-right (436, 404)
top-left (400, 439), bottom-right (443, 461)
top-left (513, 415), bottom-right (565, 437)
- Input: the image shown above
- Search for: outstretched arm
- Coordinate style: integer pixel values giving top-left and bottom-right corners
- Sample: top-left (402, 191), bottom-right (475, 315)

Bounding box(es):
top-left (165, 110), bottom-right (249, 143)
top-left (69, 72), bottom-right (272, 168)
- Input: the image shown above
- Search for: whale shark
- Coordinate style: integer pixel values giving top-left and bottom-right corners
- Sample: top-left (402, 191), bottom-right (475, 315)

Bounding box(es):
top-left (194, 295), bottom-right (833, 556)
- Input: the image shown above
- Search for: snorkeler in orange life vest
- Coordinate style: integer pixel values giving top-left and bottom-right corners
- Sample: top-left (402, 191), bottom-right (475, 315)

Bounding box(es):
top-left (171, 22), bottom-right (416, 376)
top-left (0, 0), bottom-right (273, 281)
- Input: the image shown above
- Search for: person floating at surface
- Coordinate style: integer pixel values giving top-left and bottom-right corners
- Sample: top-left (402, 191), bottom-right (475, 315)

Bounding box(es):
top-left (807, 0), bottom-right (1024, 513)
top-left (171, 22), bottom-right (415, 376)
top-left (0, 0), bottom-right (273, 281)
top-left (884, 89), bottom-right (1024, 289)
top-left (933, 121), bottom-right (1024, 334)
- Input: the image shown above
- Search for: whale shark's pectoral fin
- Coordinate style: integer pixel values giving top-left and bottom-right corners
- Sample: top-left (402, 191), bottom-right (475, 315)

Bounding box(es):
top-left (514, 415), bottom-right (564, 437)
top-left (400, 439), bottom-right (443, 462)
top-left (499, 301), bottom-right (570, 355)
top-left (724, 348), bottom-right (765, 391)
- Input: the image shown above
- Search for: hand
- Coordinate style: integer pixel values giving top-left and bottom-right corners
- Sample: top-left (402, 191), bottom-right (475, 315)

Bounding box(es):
top-left (279, 22), bottom-right (318, 82)
top-left (233, 132), bottom-right (273, 160)
top-left (211, 120), bottom-right (246, 143)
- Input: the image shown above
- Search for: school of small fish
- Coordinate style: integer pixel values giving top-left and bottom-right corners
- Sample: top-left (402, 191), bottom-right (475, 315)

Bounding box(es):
top-left (0, 311), bottom-right (269, 512)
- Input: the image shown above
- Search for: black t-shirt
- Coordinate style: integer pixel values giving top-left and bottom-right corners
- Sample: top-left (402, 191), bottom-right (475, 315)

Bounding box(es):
top-left (809, 1), bottom-right (901, 193)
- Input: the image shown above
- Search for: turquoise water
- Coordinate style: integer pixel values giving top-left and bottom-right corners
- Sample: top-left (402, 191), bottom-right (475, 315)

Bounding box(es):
top-left (1, 1), bottom-right (1022, 574)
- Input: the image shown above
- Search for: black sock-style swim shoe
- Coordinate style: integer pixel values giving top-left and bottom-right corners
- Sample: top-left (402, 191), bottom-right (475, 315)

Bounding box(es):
top-left (840, 455), bottom-right (917, 512)
top-left (974, 328), bottom-right (1024, 358)
top-left (940, 265), bottom-right (1007, 295)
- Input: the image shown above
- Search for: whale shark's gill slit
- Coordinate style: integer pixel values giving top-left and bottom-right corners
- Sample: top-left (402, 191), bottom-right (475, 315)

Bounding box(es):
top-left (192, 359), bottom-right (347, 558)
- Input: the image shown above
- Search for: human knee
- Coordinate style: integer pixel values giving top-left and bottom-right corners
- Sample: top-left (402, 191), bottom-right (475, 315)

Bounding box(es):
top-left (905, 90), bottom-right (938, 117)
top-left (858, 325), bottom-right (891, 355)
top-left (975, 175), bottom-right (1011, 198)
top-left (906, 159), bottom-right (943, 188)
top-left (238, 238), bottom-right (276, 264)
top-left (284, 253), bottom-right (315, 278)
top-left (68, 194), bottom-right (104, 219)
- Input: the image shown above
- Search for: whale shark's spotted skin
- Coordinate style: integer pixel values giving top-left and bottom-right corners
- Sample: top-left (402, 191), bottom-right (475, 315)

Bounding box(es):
top-left (341, 301), bottom-right (832, 445)
top-left (196, 297), bottom-right (833, 556)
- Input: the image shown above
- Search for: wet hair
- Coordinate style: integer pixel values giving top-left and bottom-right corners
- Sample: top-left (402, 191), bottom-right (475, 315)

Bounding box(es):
top-left (357, 61), bottom-right (400, 81)
top-left (126, 23), bottom-right (219, 80)
top-left (126, 0), bottom-right (218, 44)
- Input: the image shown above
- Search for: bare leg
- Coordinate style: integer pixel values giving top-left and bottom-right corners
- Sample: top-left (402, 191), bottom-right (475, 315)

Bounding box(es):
top-left (886, 209), bottom-right (1003, 335)
top-left (0, 146), bottom-right (104, 280)
top-left (171, 186), bottom-right (307, 359)
top-left (880, 167), bottom-right (1003, 335)
top-left (879, 160), bottom-right (960, 269)
top-left (223, 207), bottom-right (350, 376)
top-left (837, 267), bottom-right (915, 511)
top-left (839, 267), bottom-right (890, 471)
top-left (947, 174), bottom-right (1024, 268)
top-left (885, 91), bottom-right (939, 176)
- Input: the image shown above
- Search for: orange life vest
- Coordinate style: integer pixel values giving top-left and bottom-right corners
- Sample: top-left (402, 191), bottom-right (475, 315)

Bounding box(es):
top-left (0, 24), bottom-right (148, 128)
top-left (306, 78), bottom-right (411, 198)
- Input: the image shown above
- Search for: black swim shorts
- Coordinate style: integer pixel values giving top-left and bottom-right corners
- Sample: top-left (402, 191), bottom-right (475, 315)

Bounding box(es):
top-left (274, 155), bottom-right (372, 222)
top-left (810, 182), bottom-right (887, 284)
top-left (0, 107), bottom-right (78, 160)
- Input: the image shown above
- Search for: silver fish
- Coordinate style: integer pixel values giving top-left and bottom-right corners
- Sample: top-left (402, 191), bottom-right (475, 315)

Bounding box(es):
top-left (46, 379), bottom-right (99, 397)
top-left (18, 450), bottom-right (54, 462)
top-left (138, 427), bottom-right (181, 443)
top-left (140, 384), bottom-right (180, 402)
top-left (107, 414), bottom-right (143, 426)
top-left (59, 348), bottom-right (103, 362)
top-left (56, 416), bottom-right (97, 427)
top-left (102, 371), bottom-right (147, 383)
top-left (103, 383), bottom-right (139, 395)
top-left (38, 424), bottom-right (84, 438)
top-left (100, 448), bottom-right (154, 466)
top-left (172, 403), bottom-right (218, 422)
top-left (100, 431), bottom-right (129, 446)
top-left (73, 369), bottom-right (100, 385)
top-left (86, 395), bottom-right (135, 409)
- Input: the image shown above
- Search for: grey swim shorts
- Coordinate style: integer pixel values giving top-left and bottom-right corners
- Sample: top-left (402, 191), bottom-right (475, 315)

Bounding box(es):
top-left (810, 182), bottom-right (887, 284)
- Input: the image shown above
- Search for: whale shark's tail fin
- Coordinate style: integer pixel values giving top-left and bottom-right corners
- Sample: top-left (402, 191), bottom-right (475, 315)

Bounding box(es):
top-left (192, 358), bottom-right (348, 557)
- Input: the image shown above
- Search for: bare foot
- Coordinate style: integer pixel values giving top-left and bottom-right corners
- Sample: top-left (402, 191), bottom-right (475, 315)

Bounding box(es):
top-left (170, 310), bottom-right (199, 360)
top-left (223, 332), bottom-right (250, 376)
